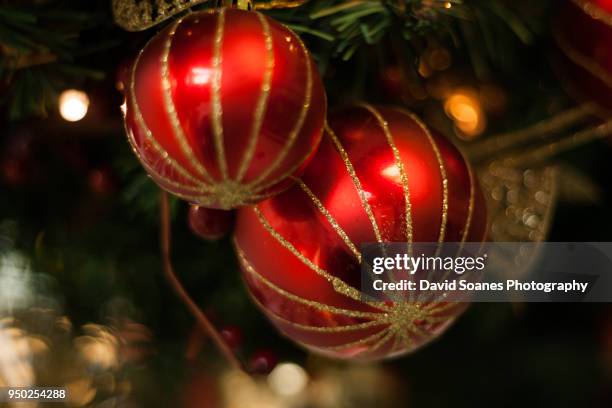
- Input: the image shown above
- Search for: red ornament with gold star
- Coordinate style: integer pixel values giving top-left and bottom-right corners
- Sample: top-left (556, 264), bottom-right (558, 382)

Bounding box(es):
top-left (554, 0), bottom-right (612, 115)
top-left (124, 8), bottom-right (326, 209)
top-left (234, 105), bottom-right (487, 360)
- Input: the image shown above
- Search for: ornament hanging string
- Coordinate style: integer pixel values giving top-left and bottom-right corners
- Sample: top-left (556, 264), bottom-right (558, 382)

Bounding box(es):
top-left (159, 191), bottom-right (243, 371)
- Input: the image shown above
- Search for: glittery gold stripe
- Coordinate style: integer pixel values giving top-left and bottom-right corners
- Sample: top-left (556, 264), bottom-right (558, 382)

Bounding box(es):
top-left (399, 109), bottom-right (449, 247)
top-left (123, 119), bottom-right (214, 196)
top-left (253, 206), bottom-right (390, 310)
top-left (409, 320), bottom-right (430, 338)
top-left (385, 303), bottom-right (428, 344)
top-left (348, 108), bottom-right (406, 287)
top-left (362, 105), bottom-right (414, 245)
top-left (246, 189), bottom-right (280, 202)
top-left (211, 8), bottom-right (229, 180)
top-left (362, 330), bottom-right (394, 356)
top-left (248, 31), bottom-right (314, 191)
top-left (393, 337), bottom-right (411, 353)
top-left (323, 328), bottom-right (389, 351)
top-left (125, 146), bottom-right (266, 205)
top-left (235, 239), bottom-right (383, 319)
top-left (296, 176), bottom-right (387, 289)
top-left (423, 301), bottom-right (460, 314)
top-left (129, 45), bottom-right (214, 193)
top-left (235, 12), bottom-right (274, 182)
top-left (426, 315), bottom-right (456, 324)
top-left (251, 131), bottom-right (318, 193)
top-left (161, 17), bottom-right (215, 184)
top-left (389, 331), bottom-right (412, 353)
top-left (390, 332), bottom-right (402, 353)
top-left (420, 161), bottom-right (474, 300)
top-left (572, 0), bottom-right (612, 27)
top-left (240, 229), bottom-right (445, 355)
top-left (555, 29), bottom-right (612, 91)
top-left (249, 292), bottom-right (387, 333)
top-left (167, 190), bottom-right (216, 205)
top-left (326, 123), bottom-right (384, 244)
top-left (296, 178), bottom-right (362, 262)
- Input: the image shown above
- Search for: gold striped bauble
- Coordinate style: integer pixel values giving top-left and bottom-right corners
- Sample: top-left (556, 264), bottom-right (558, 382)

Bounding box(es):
top-left (234, 105), bottom-right (488, 360)
top-left (123, 8), bottom-right (326, 209)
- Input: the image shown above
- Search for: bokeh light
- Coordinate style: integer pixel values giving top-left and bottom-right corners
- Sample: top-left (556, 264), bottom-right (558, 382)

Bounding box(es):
top-left (268, 362), bottom-right (308, 397)
top-left (59, 89), bottom-right (90, 122)
top-left (444, 89), bottom-right (487, 139)
top-left (0, 252), bottom-right (34, 313)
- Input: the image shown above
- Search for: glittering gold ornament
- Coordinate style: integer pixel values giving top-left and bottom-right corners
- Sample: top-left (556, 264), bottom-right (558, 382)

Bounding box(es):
top-left (112, 0), bottom-right (310, 31)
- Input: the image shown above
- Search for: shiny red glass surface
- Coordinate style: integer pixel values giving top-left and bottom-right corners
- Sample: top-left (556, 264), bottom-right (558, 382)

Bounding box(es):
top-left (124, 8), bottom-right (326, 208)
top-left (188, 205), bottom-right (234, 240)
top-left (235, 106), bottom-right (487, 360)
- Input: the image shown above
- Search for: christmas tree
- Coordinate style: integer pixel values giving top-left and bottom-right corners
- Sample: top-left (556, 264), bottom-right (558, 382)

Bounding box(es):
top-left (1, 0), bottom-right (612, 406)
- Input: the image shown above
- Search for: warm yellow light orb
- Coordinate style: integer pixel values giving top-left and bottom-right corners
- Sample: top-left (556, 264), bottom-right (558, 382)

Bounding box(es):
top-left (444, 89), bottom-right (486, 139)
top-left (59, 89), bottom-right (90, 122)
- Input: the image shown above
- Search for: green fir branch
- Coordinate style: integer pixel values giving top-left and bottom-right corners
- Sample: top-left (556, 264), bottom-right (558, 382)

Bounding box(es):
top-left (0, 1), bottom-right (116, 120)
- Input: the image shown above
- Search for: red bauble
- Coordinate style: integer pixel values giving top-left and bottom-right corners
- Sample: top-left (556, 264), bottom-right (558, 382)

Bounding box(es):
top-left (247, 349), bottom-right (278, 374)
top-left (188, 204), bottom-right (234, 240)
top-left (219, 325), bottom-right (243, 350)
top-left (124, 8), bottom-right (326, 209)
top-left (234, 105), bottom-right (487, 360)
top-left (554, 0), bottom-right (612, 114)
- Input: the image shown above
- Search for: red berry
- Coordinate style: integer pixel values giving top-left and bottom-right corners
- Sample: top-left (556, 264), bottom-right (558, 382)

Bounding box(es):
top-left (248, 349), bottom-right (278, 375)
top-left (220, 325), bottom-right (243, 350)
top-left (188, 205), bottom-right (234, 240)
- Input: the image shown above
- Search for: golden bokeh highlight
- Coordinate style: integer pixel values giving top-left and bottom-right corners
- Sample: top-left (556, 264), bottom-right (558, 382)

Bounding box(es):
top-left (59, 89), bottom-right (90, 122)
top-left (444, 88), bottom-right (487, 139)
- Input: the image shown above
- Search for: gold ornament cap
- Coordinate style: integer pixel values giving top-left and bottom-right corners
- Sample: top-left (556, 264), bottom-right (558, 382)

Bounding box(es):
top-left (112, 0), bottom-right (307, 31)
